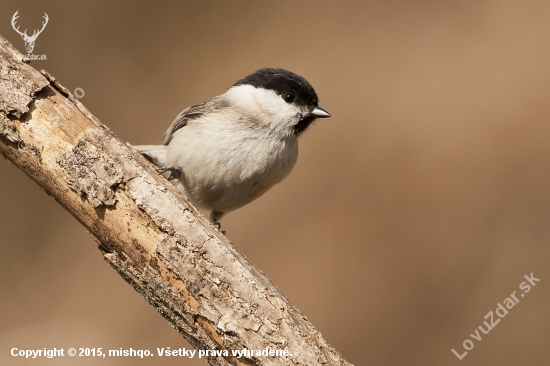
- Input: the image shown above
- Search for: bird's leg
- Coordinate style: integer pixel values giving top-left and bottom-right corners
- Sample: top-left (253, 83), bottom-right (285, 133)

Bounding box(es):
top-left (156, 166), bottom-right (182, 180)
top-left (210, 211), bottom-right (226, 234)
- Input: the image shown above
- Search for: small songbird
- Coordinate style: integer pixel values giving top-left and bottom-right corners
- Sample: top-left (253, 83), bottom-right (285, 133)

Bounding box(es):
top-left (134, 68), bottom-right (330, 229)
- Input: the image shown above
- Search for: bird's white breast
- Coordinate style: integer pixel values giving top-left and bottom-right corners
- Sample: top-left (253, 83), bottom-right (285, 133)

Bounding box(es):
top-left (166, 108), bottom-right (299, 212)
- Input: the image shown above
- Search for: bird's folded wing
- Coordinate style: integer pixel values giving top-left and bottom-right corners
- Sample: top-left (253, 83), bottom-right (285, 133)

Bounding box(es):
top-left (162, 101), bottom-right (208, 145)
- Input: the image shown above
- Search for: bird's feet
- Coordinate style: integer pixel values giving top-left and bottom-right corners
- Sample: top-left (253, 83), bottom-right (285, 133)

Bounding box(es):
top-left (210, 211), bottom-right (226, 235)
top-left (156, 166), bottom-right (182, 180)
top-left (212, 221), bottom-right (226, 235)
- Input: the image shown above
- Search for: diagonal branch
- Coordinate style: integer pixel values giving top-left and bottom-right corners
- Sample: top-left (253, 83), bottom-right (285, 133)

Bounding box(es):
top-left (0, 34), bottom-right (352, 366)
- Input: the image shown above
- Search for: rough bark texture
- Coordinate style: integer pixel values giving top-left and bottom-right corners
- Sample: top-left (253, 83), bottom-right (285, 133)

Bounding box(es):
top-left (0, 34), bottom-right (352, 366)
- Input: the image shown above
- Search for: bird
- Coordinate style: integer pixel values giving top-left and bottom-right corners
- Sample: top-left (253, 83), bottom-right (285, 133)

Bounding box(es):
top-left (134, 68), bottom-right (330, 230)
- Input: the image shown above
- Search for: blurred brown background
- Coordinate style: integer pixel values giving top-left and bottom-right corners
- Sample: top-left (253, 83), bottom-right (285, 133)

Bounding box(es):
top-left (1, 1), bottom-right (550, 365)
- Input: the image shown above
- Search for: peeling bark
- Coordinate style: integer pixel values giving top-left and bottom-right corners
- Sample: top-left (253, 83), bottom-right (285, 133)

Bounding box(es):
top-left (0, 34), bottom-right (352, 366)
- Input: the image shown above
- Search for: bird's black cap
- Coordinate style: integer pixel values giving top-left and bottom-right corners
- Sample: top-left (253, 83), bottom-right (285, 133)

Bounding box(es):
top-left (233, 68), bottom-right (319, 107)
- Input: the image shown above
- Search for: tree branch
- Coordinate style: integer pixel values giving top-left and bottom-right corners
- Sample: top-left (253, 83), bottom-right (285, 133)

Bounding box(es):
top-left (0, 35), bottom-right (352, 366)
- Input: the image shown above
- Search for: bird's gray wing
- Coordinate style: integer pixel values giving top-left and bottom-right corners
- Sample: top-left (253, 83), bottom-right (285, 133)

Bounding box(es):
top-left (162, 102), bottom-right (208, 145)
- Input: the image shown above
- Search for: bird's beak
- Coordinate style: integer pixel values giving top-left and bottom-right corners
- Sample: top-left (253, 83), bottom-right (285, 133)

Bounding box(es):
top-left (310, 106), bottom-right (331, 118)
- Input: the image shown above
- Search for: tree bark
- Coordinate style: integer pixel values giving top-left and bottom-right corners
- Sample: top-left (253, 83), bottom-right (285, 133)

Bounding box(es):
top-left (0, 35), bottom-right (352, 366)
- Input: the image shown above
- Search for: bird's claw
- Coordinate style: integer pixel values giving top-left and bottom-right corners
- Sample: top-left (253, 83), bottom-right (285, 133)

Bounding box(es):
top-left (212, 221), bottom-right (226, 235)
top-left (156, 166), bottom-right (182, 180)
top-left (210, 211), bottom-right (226, 234)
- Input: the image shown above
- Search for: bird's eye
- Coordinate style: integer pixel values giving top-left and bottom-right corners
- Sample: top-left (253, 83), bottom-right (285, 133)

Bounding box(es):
top-left (283, 93), bottom-right (295, 103)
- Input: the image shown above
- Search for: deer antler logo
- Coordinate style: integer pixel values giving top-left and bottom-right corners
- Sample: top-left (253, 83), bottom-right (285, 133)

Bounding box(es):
top-left (11, 11), bottom-right (49, 53)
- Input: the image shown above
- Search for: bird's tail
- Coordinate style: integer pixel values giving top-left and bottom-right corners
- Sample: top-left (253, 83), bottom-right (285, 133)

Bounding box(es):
top-left (132, 145), bottom-right (168, 167)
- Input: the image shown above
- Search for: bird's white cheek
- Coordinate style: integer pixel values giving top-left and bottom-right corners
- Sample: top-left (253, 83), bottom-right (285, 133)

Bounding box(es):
top-left (225, 85), bottom-right (301, 131)
top-left (255, 91), bottom-right (296, 119)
